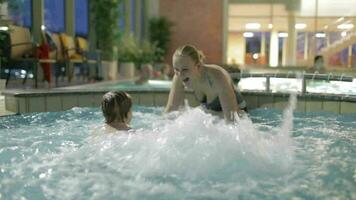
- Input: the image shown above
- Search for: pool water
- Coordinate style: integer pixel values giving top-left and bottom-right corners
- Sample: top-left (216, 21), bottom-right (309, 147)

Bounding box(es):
top-left (88, 78), bottom-right (356, 95)
top-left (102, 80), bottom-right (172, 90)
top-left (238, 78), bottom-right (356, 95)
top-left (0, 102), bottom-right (355, 199)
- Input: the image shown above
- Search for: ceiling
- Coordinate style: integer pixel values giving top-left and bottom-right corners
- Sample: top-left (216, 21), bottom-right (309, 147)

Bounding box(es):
top-left (228, 1), bottom-right (356, 32)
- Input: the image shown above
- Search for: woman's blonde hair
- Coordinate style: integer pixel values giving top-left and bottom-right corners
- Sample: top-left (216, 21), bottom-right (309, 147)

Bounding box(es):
top-left (173, 45), bottom-right (205, 64)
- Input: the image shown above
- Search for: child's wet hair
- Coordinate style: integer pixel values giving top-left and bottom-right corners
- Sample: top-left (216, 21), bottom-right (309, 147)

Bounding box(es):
top-left (101, 91), bottom-right (132, 123)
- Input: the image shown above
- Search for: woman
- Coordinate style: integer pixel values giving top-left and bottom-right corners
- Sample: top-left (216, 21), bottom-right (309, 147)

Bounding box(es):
top-left (165, 45), bottom-right (247, 121)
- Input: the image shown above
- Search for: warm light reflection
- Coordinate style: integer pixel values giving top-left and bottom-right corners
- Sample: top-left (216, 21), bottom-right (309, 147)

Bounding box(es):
top-left (295, 23), bottom-right (307, 29)
top-left (278, 32), bottom-right (288, 38)
top-left (243, 32), bottom-right (254, 38)
top-left (315, 32), bottom-right (326, 38)
top-left (337, 24), bottom-right (354, 30)
top-left (245, 23), bottom-right (261, 30)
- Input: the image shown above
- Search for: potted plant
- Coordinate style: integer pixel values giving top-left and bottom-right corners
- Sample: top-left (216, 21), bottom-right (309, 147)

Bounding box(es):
top-left (117, 33), bottom-right (140, 80)
top-left (148, 17), bottom-right (173, 63)
top-left (90, 0), bottom-right (122, 80)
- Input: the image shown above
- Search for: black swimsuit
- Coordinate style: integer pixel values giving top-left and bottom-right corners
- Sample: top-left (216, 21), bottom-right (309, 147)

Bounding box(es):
top-left (197, 71), bottom-right (248, 112)
top-left (201, 90), bottom-right (247, 112)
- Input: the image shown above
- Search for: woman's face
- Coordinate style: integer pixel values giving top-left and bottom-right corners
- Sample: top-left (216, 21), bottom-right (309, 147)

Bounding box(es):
top-left (173, 55), bottom-right (199, 88)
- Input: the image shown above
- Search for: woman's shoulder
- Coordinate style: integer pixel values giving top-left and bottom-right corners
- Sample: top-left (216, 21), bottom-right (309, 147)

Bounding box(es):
top-left (205, 64), bottom-right (230, 80)
top-left (204, 64), bottom-right (223, 70)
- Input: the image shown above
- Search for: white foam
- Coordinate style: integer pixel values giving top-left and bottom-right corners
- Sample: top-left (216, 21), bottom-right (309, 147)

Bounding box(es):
top-left (0, 96), bottom-right (298, 199)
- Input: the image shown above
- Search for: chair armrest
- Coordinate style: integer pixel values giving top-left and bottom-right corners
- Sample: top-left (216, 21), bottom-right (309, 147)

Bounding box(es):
top-left (64, 47), bottom-right (77, 53)
top-left (10, 42), bottom-right (36, 48)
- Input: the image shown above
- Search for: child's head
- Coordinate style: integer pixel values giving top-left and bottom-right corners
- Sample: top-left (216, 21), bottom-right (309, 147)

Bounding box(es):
top-left (101, 91), bottom-right (132, 124)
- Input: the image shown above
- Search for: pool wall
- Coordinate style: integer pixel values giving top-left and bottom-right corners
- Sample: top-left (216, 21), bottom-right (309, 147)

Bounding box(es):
top-left (2, 89), bottom-right (356, 114)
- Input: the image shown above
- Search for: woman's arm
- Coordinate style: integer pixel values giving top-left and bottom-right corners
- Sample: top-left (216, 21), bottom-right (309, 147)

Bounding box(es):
top-left (210, 69), bottom-right (239, 121)
top-left (165, 74), bottom-right (185, 112)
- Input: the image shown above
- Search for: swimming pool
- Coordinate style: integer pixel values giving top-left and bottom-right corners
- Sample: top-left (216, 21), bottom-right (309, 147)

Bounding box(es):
top-left (64, 80), bottom-right (172, 91)
top-left (65, 78), bottom-right (356, 96)
top-left (1, 103), bottom-right (355, 199)
top-left (238, 78), bottom-right (356, 95)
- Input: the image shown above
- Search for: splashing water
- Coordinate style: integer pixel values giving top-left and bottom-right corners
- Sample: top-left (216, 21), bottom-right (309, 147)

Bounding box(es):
top-left (0, 94), bottom-right (355, 200)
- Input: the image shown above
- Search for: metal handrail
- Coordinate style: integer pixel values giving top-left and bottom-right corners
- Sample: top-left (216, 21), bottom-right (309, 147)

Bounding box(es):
top-left (230, 72), bottom-right (353, 82)
top-left (230, 72), bottom-right (354, 93)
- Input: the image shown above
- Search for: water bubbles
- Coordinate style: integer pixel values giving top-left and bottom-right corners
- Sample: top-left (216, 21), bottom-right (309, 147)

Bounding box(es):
top-left (39, 173), bottom-right (46, 179)
top-left (0, 103), bottom-right (355, 199)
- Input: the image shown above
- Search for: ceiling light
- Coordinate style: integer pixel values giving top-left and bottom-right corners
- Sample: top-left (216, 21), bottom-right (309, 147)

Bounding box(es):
top-left (0, 26), bottom-right (9, 31)
top-left (315, 32), bottom-right (326, 38)
top-left (337, 24), bottom-right (354, 29)
top-left (341, 31), bottom-right (347, 37)
top-left (268, 24), bottom-right (273, 29)
top-left (278, 32), bottom-right (288, 38)
top-left (245, 23), bottom-right (261, 30)
top-left (252, 53), bottom-right (259, 60)
top-left (243, 32), bottom-right (254, 38)
top-left (295, 23), bottom-right (307, 29)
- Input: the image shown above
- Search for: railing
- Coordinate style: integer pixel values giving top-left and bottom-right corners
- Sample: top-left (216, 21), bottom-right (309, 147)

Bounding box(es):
top-left (230, 72), bottom-right (354, 94)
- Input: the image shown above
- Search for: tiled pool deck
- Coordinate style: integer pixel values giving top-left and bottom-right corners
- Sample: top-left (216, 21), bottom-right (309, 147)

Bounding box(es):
top-left (2, 86), bottom-right (356, 115)
top-left (0, 95), bottom-right (14, 116)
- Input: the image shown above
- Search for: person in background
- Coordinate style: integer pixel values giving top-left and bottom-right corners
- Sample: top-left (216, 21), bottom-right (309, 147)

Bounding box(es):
top-left (101, 91), bottom-right (133, 132)
top-left (313, 55), bottom-right (326, 73)
top-left (162, 63), bottom-right (174, 80)
top-left (165, 45), bottom-right (247, 121)
top-left (135, 64), bottom-right (153, 84)
top-left (37, 31), bottom-right (53, 88)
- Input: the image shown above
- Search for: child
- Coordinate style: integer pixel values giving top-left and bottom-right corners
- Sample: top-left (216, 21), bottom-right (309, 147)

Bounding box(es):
top-left (101, 91), bottom-right (133, 132)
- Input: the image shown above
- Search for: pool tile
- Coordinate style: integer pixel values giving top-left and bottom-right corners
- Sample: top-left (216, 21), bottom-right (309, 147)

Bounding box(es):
top-left (78, 94), bottom-right (93, 107)
top-left (5, 96), bottom-right (18, 113)
top-left (28, 97), bottom-right (45, 112)
top-left (18, 98), bottom-right (28, 113)
top-left (306, 100), bottom-right (323, 112)
top-left (140, 94), bottom-right (154, 106)
top-left (62, 95), bottom-right (78, 110)
top-left (257, 96), bottom-right (274, 109)
top-left (46, 96), bottom-right (62, 112)
top-left (323, 101), bottom-right (340, 114)
top-left (340, 102), bottom-right (356, 114)
top-left (93, 94), bottom-right (104, 107)
top-left (274, 97), bottom-right (289, 110)
top-left (243, 95), bottom-right (258, 110)
top-left (128, 93), bottom-right (140, 105)
top-left (154, 93), bottom-right (169, 107)
top-left (296, 99), bottom-right (306, 112)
